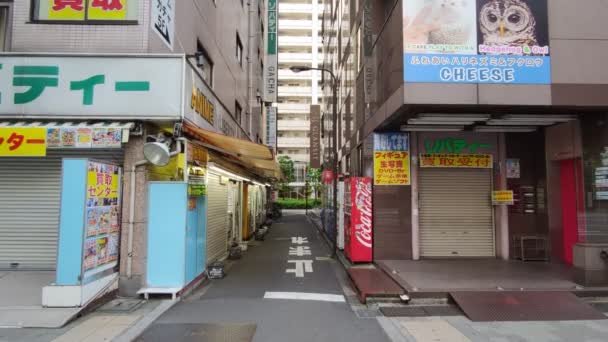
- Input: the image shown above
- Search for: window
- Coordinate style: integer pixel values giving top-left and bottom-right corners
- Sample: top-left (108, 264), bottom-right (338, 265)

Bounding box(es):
top-left (0, 6), bottom-right (10, 51)
top-left (32, 0), bottom-right (139, 22)
top-left (236, 33), bottom-right (243, 67)
top-left (196, 40), bottom-right (214, 87)
top-left (235, 101), bottom-right (242, 123)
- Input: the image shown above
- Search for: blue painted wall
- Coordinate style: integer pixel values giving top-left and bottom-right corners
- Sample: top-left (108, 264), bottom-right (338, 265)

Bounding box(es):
top-left (56, 159), bottom-right (87, 286)
top-left (146, 182), bottom-right (188, 288)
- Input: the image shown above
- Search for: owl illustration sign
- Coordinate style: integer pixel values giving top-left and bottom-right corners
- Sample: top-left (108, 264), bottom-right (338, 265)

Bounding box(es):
top-left (403, 0), bottom-right (550, 84)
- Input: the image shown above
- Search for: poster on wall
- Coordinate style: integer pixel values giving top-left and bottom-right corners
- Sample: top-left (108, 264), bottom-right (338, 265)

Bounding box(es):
top-left (373, 133), bottom-right (411, 186)
top-left (506, 158), bottom-right (521, 178)
top-left (82, 161), bottom-right (122, 283)
top-left (403, 0), bottom-right (551, 84)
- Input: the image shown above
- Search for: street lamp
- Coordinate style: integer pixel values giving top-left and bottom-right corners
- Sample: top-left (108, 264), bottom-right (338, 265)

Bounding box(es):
top-left (290, 65), bottom-right (338, 257)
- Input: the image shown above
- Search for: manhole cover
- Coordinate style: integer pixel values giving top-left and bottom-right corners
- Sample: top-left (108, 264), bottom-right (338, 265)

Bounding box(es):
top-left (136, 323), bottom-right (257, 342)
top-left (98, 298), bottom-right (144, 313)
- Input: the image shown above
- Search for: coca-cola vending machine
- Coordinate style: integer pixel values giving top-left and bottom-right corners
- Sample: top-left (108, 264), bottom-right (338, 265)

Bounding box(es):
top-left (344, 177), bottom-right (373, 262)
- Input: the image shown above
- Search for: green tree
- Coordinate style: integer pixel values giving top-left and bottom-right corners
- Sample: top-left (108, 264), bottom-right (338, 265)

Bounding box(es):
top-left (278, 155), bottom-right (295, 198)
top-left (307, 166), bottom-right (322, 201)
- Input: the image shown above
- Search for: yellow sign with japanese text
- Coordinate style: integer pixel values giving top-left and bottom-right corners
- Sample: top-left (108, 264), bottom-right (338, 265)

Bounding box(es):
top-left (88, 0), bottom-right (127, 20)
top-left (48, 0), bottom-right (86, 20)
top-left (419, 153), bottom-right (493, 168)
top-left (87, 162), bottom-right (120, 201)
top-left (492, 190), bottom-right (514, 205)
top-left (0, 128), bottom-right (47, 157)
top-left (374, 151), bottom-right (411, 185)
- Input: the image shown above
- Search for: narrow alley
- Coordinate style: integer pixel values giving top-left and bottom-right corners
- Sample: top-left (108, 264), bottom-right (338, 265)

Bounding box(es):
top-left (135, 211), bottom-right (389, 342)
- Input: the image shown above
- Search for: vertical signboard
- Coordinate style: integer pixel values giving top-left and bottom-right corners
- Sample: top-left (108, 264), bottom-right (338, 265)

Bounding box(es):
top-left (310, 105), bottom-right (321, 168)
top-left (373, 133), bottom-right (411, 185)
top-left (362, 0), bottom-right (376, 110)
top-left (152, 0), bottom-right (175, 50)
top-left (83, 161), bottom-right (122, 283)
top-left (266, 105), bottom-right (277, 152)
top-left (263, 0), bottom-right (278, 102)
top-left (403, 0), bottom-right (550, 84)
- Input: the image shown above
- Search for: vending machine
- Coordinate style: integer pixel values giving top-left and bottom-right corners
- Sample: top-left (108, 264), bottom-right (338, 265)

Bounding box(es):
top-left (344, 177), bottom-right (373, 262)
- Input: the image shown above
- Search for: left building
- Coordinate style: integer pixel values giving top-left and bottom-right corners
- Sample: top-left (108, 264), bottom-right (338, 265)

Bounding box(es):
top-left (0, 0), bottom-right (278, 312)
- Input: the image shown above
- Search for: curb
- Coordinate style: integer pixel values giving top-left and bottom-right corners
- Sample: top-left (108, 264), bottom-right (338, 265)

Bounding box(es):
top-left (112, 299), bottom-right (178, 342)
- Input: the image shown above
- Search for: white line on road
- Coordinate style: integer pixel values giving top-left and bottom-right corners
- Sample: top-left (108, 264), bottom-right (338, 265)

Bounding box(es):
top-left (264, 292), bottom-right (346, 303)
top-left (286, 260), bottom-right (313, 277)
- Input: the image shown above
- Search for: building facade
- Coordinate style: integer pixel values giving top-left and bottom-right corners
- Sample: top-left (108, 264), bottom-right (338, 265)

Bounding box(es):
top-left (0, 0), bottom-right (276, 307)
top-left (277, 0), bottom-right (323, 194)
top-left (322, 0), bottom-right (608, 285)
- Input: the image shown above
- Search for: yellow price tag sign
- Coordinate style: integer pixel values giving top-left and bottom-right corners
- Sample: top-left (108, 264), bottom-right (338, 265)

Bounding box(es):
top-left (0, 127), bottom-right (47, 157)
top-left (492, 190), bottom-right (514, 205)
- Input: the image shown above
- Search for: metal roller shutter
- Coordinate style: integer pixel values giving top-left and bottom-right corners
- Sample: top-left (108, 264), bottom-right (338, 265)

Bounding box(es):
top-left (419, 168), bottom-right (495, 258)
top-left (0, 150), bottom-right (124, 270)
top-left (206, 171), bottom-right (228, 264)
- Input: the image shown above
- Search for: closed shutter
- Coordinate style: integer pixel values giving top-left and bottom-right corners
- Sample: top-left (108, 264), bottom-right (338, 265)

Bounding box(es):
top-left (0, 150), bottom-right (123, 270)
top-left (206, 171), bottom-right (228, 263)
top-left (418, 168), bottom-right (494, 257)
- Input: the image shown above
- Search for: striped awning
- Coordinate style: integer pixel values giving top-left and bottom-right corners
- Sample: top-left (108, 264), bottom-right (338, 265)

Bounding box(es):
top-left (0, 121), bottom-right (135, 129)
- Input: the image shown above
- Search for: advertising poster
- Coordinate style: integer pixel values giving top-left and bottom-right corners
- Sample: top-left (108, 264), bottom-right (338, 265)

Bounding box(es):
top-left (403, 0), bottom-right (550, 84)
top-left (83, 161), bottom-right (122, 283)
top-left (76, 128), bottom-right (93, 148)
top-left (506, 158), bottom-right (521, 178)
top-left (61, 128), bottom-right (76, 147)
top-left (373, 133), bottom-right (411, 185)
top-left (47, 128), bottom-right (61, 147)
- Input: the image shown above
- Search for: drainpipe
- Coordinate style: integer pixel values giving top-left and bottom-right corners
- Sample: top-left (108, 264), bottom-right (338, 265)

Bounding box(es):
top-left (126, 139), bottom-right (182, 279)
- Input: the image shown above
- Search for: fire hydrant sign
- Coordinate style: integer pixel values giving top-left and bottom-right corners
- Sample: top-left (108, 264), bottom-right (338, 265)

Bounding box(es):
top-left (0, 127), bottom-right (47, 157)
top-left (492, 190), bottom-right (514, 205)
top-left (373, 133), bottom-right (410, 185)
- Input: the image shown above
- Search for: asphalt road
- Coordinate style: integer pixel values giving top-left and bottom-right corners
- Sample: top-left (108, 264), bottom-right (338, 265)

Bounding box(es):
top-left (136, 210), bottom-right (389, 342)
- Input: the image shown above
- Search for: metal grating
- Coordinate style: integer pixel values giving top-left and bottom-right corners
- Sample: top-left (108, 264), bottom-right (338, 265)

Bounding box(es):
top-left (451, 291), bottom-right (608, 322)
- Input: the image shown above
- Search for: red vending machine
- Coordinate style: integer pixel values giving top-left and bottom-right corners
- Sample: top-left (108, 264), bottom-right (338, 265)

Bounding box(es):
top-left (344, 177), bottom-right (373, 262)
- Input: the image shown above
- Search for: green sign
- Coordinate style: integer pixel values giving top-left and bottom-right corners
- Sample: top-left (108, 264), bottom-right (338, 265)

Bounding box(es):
top-left (424, 138), bottom-right (492, 154)
top-left (188, 183), bottom-right (207, 196)
top-left (267, 0), bottom-right (277, 55)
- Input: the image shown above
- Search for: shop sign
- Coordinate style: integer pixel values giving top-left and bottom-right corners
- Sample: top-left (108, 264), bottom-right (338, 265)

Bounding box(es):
top-left (419, 153), bottom-right (492, 168)
top-left (425, 138), bottom-right (492, 154)
top-left (309, 105), bottom-right (321, 168)
top-left (188, 183), bottom-right (207, 196)
top-left (152, 0), bottom-right (175, 50)
top-left (492, 190), bottom-right (514, 205)
top-left (0, 127), bottom-right (46, 157)
top-left (0, 56), bottom-right (182, 119)
top-left (83, 161), bottom-right (121, 283)
top-left (191, 85), bottom-right (215, 125)
top-left (263, 0), bottom-right (278, 102)
top-left (187, 143), bottom-right (208, 164)
top-left (267, 105), bottom-right (277, 152)
top-left (45, 0), bottom-right (129, 21)
top-left (403, 0), bottom-right (551, 84)
top-left (374, 133), bottom-right (410, 185)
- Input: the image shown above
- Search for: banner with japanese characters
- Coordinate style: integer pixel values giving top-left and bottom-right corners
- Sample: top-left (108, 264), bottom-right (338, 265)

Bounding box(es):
top-left (419, 153), bottom-right (493, 168)
top-left (41, 0), bottom-right (133, 21)
top-left (151, 0), bottom-right (175, 50)
top-left (0, 56), bottom-right (182, 119)
top-left (373, 133), bottom-right (411, 186)
top-left (403, 0), bottom-right (550, 84)
top-left (83, 161), bottom-right (121, 284)
top-left (0, 127), bottom-right (47, 157)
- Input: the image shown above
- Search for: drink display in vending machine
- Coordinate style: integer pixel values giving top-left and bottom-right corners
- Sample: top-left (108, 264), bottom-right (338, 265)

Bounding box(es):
top-left (344, 177), bottom-right (373, 262)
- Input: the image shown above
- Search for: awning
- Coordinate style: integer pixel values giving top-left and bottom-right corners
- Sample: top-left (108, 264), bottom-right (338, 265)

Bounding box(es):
top-left (0, 121), bottom-right (135, 129)
top-left (182, 122), bottom-right (281, 180)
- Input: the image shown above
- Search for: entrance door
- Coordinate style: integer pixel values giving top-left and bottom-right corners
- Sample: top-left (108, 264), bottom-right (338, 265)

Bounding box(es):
top-left (419, 168), bottom-right (495, 257)
top-left (559, 159), bottom-right (584, 265)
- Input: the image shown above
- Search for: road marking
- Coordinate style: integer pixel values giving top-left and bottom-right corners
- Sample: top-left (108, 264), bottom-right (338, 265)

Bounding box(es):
top-left (264, 292), bottom-right (345, 303)
top-left (291, 237), bottom-right (309, 244)
top-left (289, 246), bottom-right (312, 256)
top-left (286, 260), bottom-right (313, 277)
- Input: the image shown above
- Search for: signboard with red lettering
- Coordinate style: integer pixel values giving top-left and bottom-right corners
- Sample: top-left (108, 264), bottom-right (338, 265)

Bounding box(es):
top-left (0, 127), bottom-right (47, 157)
top-left (83, 161), bottom-right (121, 283)
top-left (419, 153), bottom-right (493, 168)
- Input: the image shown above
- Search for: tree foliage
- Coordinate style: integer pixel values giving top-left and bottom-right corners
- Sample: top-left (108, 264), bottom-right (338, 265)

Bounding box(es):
top-left (278, 155), bottom-right (295, 198)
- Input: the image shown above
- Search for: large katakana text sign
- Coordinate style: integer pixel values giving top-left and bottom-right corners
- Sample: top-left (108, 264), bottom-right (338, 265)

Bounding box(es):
top-left (0, 127), bottom-right (46, 157)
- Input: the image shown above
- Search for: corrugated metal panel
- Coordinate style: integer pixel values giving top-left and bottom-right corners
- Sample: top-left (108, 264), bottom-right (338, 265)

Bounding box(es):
top-left (0, 149), bottom-right (123, 270)
top-left (419, 168), bottom-right (495, 257)
top-left (206, 171), bottom-right (228, 264)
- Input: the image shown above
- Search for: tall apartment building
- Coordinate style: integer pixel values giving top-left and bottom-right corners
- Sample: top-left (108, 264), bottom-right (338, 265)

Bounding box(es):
top-left (277, 0), bottom-right (323, 195)
top-left (0, 0), bottom-right (276, 310)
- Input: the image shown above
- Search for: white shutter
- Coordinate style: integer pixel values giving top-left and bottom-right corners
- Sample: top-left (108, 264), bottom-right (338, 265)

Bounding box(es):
top-left (418, 168), bottom-right (495, 257)
top-left (206, 171), bottom-right (228, 264)
top-left (0, 150), bottom-right (123, 270)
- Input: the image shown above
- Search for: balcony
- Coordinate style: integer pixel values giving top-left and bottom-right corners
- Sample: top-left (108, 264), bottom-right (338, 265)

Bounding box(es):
top-left (278, 52), bottom-right (314, 63)
top-left (278, 36), bottom-right (313, 46)
top-left (279, 20), bottom-right (321, 30)
top-left (278, 3), bottom-right (313, 13)
top-left (278, 69), bottom-right (313, 79)
top-left (277, 103), bottom-right (310, 113)
top-left (278, 120), bottom-right (310, 130)
top-left (278, 137), bottom-right (310, 147)
top-left (278, 86), bottom-right (312, 96)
